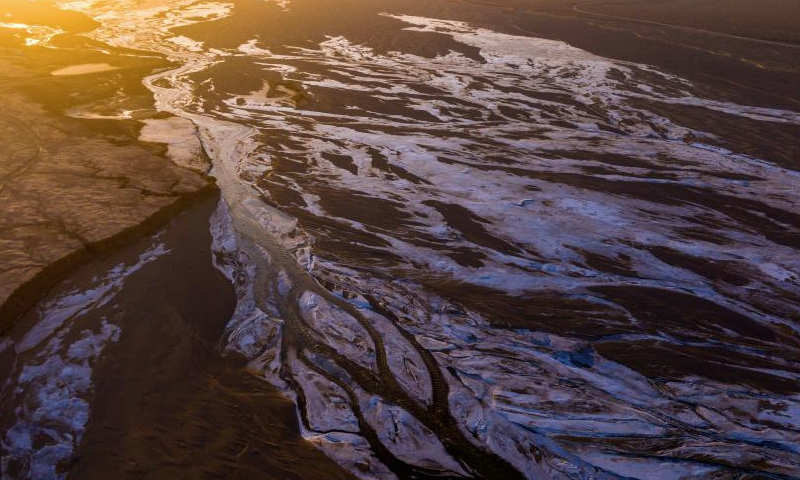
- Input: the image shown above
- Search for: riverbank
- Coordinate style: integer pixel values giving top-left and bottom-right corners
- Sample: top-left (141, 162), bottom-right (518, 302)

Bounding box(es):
top-left (0, 192), bottom-right (357, 480)
top-left (0, 6), bottom-right (213, 334)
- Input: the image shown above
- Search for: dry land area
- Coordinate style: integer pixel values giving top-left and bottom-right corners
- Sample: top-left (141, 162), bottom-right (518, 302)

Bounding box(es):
top-left (0, 6), bottom-right (213, 330)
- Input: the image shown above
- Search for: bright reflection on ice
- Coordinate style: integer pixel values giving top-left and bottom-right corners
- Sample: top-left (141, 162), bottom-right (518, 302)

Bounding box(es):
top-left (0, 22), bottom-right (64, 46)
top-left (50, 63), bottom-right (118, 76)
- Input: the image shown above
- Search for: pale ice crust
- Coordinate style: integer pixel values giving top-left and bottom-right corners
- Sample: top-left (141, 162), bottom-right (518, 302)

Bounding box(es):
top-left (139, 117), bottom-right (207, 172)
top-left (1, 243), bottom-right (168, 480)
top-left (50, 63), bottom-right (118, 76)
top-left (44, 1), bottom-right (800, 479)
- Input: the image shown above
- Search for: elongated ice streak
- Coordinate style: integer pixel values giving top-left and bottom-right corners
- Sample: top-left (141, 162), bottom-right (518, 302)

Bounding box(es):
top-left (52, 2), bottom-right (800, 479)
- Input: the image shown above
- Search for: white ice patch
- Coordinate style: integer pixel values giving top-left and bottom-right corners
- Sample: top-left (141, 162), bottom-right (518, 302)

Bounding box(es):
top-left (290, 352), bottom-right (360, 433)
top-left (358, 392), bottom-right (469, 476)
top-left (1, 239), bottom-right (168, 480)
top-left (167, 35), bottom-right (204, 52)
top-left (2, 320), bottom-right (120, 480)
top-left (304, 432), bottom-right (398, 480)
top-left (210, 198), bottom-right (286, 387)
top-left (262, 0), bottom-right (290, 12)
top-left (360, 308), bottom-right (432, 407)
top-left (50, 63), bottom-right (118, 76)
top-left (16, 242), bottom-right (167, 354)
top-left (139, 116), bottom-right (206, 172)
top-left (0, 22), bottom-right (64, 46)
top-left (298, 291), bottom-right (377, 372)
